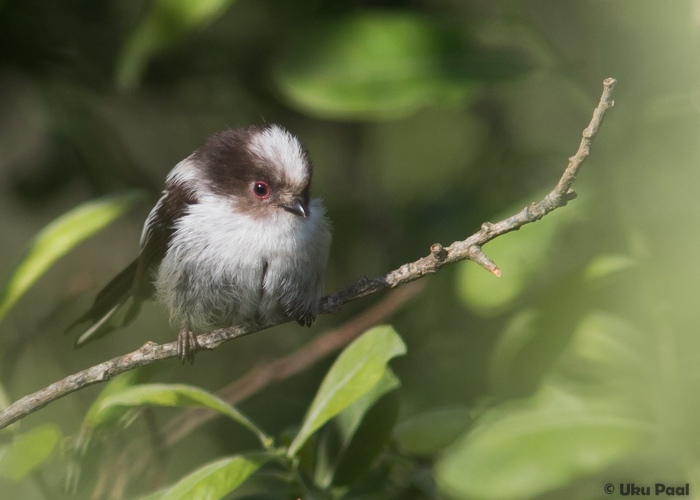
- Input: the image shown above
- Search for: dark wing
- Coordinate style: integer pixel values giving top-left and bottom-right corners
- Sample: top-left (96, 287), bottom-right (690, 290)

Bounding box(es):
top-left (72, 182), bottom-right (199, 346)
top-left (133, 182), bottom-right (199, 299)
top-left (68, 259), bottom-right (138, 331)
top-left (70, 259), bottom-right (142, 346)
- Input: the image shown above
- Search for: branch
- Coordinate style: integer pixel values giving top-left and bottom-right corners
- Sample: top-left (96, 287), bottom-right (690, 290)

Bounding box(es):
top-left (0, 78), bottom-right (616, 432)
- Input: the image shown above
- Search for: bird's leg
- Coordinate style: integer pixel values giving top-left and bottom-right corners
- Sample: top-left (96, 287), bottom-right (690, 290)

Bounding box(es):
top-left (177, 323), bottom-right (198, 365)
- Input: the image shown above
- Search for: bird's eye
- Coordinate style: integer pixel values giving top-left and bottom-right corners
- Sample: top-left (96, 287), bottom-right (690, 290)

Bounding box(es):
top-left (252, 182), bottom-right (270, 199)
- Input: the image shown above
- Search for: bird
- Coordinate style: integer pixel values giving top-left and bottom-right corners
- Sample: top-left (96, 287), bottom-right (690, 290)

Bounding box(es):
top-left (69, 125), bottom-right (332, 364)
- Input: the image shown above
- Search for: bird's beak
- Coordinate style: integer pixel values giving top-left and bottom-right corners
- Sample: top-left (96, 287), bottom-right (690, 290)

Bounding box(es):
top-left (278, 196), bottom-right (308, 218)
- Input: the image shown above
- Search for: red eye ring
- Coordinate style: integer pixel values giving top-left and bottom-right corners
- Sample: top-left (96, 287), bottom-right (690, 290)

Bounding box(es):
top-left (252, 181), bottom-right (270, 199)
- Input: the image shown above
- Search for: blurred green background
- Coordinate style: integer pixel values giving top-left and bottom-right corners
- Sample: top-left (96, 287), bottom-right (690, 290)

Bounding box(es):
top-left (1, 0), bottom-right (700, 499)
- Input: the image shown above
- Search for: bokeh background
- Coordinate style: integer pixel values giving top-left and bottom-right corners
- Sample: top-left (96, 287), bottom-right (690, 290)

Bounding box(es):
top-left (1, 0), bottom-right (700, 499)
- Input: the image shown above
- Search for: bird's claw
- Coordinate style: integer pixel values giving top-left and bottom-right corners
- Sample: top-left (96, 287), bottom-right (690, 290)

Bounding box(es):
top-left (177, 328), bottom-right (199, 365)
top-left (296, 313), bottom-right (316, 328)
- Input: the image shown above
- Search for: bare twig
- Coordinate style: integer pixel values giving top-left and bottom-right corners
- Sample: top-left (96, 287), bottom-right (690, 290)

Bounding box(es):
top-left (0, 78), bottom-right (616, 432)
top-left (161, 281), bottom-right (425, 447)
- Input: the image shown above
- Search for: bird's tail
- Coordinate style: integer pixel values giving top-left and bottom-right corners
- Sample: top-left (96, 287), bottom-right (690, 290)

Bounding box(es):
top-left (67, 259), bottom-right (143, 347)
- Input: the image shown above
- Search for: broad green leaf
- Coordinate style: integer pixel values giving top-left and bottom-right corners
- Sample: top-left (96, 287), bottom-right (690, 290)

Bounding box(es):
top-left (142, 454), bottom-right (270, 500)
top-left (457, 192), bottom-right (580, 315)
top-left (96, 384), bottom-right (271, 448)
top-left (289, 325), bottom-right (406, 456)
top-left (117, 0), bottom-right (237, 91)
top-left (436, 390), bottom-right (652, 500)
top-left (0, 423), bottom-right (62, 481)
top-left (335, 368), bottom-right (400, 445)
top-left (332, 387), bottom-right (400, 486)
top-left (0, 191), bottom-right (141, 324)
top-left (315, 368), bottom-right (400, 487)
top-left (272, 13), bottom-right (442, 121)
top-left (583, 254), bottom-right (636, 281)
top-left (66, 371), bottom-right (143, 494)
top-left (393, 407), bottom-right (472, 456)
top-left (66, 371), bottom-right (151, 495)
top-left (82, 370), bottom-right (144, 431)
top-left (271, 12), bottom-right (531, 121)
top-left (138, 490), bottom-right (167, 500)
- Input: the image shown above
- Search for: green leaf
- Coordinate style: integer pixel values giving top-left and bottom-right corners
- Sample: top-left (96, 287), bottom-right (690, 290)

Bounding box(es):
top-left (95, 384), bottom-right (272, 448)
top-left (583, 254), bottom-right (636, 281)
top-left (82, 370), bottom-right (144, 431)
top-left (272, 13), bottom-right (442, 121)
top-left (142, 454), bottom-right (270, 500)
top-left (0, 191), bottom-right (141, 324)
top-left (271, 12), bottom-right (531, 121)
top-left (138, 490), bottom-right (168, 500)
top-left (315, 368), bottom-right (400, 487)
top-left (456, 192), bottom-right (580, 315)
top-left (335, 368), bottom-right (400, 446)
top-left (117, 0), bottom-right (237, 91)
top-left (331, 389), bottom-right (400, 486)
top-left (0, 424), bottom-right (62, 481)
top-left (436, 390), bottom-right (652, 500)
top-left (289, 325), bottom-right (406, 456)
top-left (393, 407), bottom-right (473, 456)
top-left (65, 371), bottom-right (149, 495)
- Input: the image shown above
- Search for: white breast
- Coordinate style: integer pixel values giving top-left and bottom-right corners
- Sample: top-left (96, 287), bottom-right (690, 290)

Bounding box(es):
top-left (155, 194), bottom-right (331, 331)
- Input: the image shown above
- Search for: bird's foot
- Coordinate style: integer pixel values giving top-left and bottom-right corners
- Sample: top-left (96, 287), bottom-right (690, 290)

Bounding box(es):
top-left (177, 328), bottom-right (199, 365)
top-left (296, 313), bottom-right (316, 328)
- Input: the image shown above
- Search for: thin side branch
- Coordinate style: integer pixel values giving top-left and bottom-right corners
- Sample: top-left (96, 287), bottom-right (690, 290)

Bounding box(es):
top-left (0, 78), bottom-right (616, 432)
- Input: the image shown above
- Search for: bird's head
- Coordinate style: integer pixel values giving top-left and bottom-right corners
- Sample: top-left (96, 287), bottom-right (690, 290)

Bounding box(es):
top-left (191, 125), bottom-right (313, 219)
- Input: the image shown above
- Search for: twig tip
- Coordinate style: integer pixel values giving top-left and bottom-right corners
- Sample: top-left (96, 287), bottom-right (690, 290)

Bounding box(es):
top-left (468, 246), bottom-right (501, 277)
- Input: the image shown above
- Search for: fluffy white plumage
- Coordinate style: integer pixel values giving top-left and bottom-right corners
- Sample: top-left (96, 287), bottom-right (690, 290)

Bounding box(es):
top-left (156, 194), bottom-right (331, 329)
top-left (152, 125), bottom-right (331, 330)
